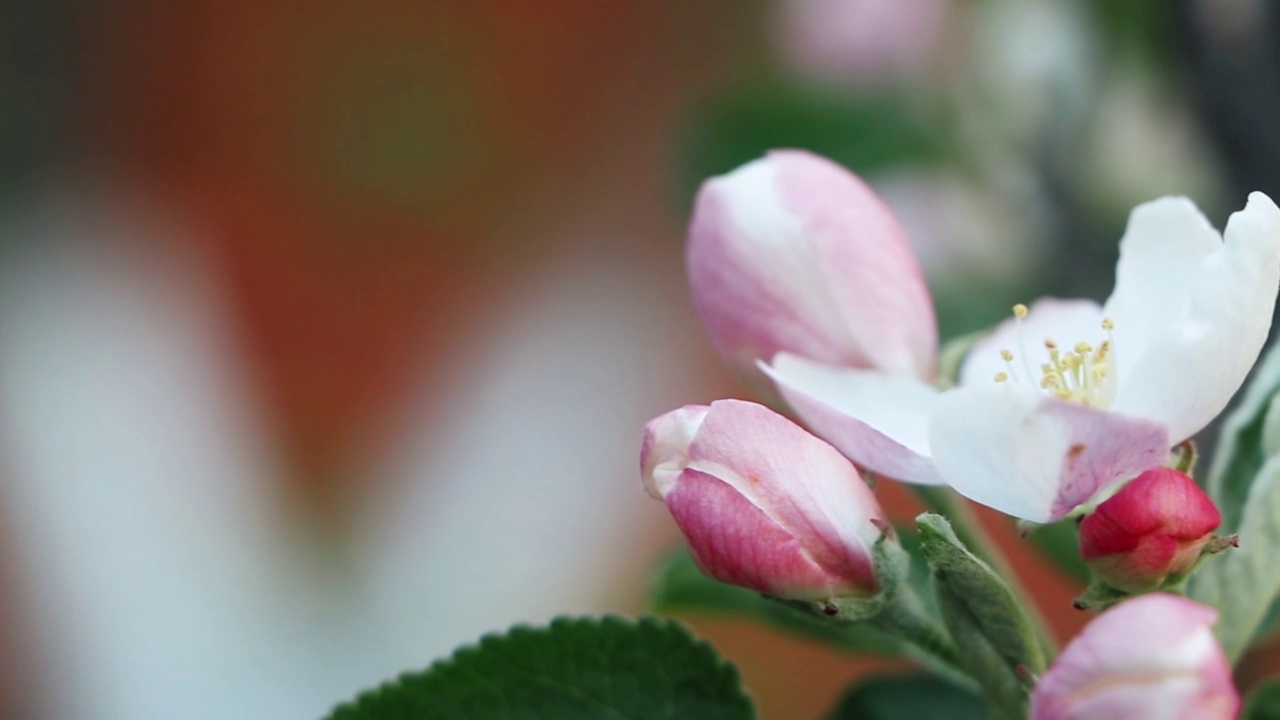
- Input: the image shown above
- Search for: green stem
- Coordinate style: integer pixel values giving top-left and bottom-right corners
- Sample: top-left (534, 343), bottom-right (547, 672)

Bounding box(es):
top-left (912, 486), bottom-right (1060, 658)
top-left (875, 587), bottom-right (968, 683)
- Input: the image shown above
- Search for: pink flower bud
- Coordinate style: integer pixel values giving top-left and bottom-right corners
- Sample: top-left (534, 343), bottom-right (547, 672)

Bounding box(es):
top-left (641, 399), bottom-right (886, 600)
top-left (1079, 467), bottom-right (1221, 593)
top-left (1031, 593), bottom-right (1238, 720)
top-left (686, 150), bottom-right (936, 388)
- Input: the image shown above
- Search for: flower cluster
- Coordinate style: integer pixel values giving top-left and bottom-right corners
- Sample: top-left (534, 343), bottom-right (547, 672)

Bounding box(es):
top-left (642, 149), bottom-right (1280, 718)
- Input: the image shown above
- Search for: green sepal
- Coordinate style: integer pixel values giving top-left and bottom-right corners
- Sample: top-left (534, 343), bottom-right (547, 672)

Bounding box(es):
top-left (650, 545), bottom-right (903, 656)
top-left (767, 527), bottom-right (966, 686)
top-left (1171, 439), bottom-right (1197, 475)
top-left (1071, 578), bottom-right (1131, 611)
top-left (816, 526), bottom-right (911, 621)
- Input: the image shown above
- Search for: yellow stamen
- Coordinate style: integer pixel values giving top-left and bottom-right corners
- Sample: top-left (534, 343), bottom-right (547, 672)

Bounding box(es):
top-left (992, 305), bottom-right (1119, 408)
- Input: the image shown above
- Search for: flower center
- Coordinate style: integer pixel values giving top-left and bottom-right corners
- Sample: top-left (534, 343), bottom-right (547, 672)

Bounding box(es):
top-left (992, 304), bottom-right (1117, 408)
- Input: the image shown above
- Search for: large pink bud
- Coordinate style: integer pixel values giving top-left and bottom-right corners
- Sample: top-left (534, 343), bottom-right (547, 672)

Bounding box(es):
top-left (1079, 467), bottom-right (1221, 593)
top-left (1031, 593), bottom-right (1238, 720)
top-left (641, 399), bottom-right (886, 600)
top-left (686, 150), bottom-right (937, 389)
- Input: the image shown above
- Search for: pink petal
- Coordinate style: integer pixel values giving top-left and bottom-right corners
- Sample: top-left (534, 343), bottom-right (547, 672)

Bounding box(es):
top-left (665, 468), bottom-right (872, 598)
top-left (929, 385), bottom-right (1169, 522)
top-left (771, 150), bottom-right (937, 379)
top-left (687, 150), bottom-right (936, 385)
top-left (1031, 594), bottom-right (1237, 720)
top-left (686, 399), bottom-right (885, 578)
top-left (762, 353), bottom-right (944, 485)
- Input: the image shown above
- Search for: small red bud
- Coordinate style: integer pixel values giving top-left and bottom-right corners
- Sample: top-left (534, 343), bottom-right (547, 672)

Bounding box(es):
top-left (1078, 467), bottom-right (1220, 593)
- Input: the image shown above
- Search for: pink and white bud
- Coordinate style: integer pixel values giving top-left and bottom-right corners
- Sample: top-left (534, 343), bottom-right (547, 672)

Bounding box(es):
top-left (1079, 467), bottom-right (1221, 593)
top-left (687, 150), bottom-right (937, 389)
top-left (641, 399), bottom-right (887, 600)
top-left (1030, 593), bottom-right (1238, 720)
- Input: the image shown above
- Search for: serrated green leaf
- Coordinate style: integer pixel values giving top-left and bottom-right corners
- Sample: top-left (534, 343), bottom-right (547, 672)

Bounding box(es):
top-left (1244, 681), bottom-right (1280, 720)
top-left (823, 673), bottom-right (988, 720)
top-left (650, 546), bottom-right (902, 655)
top-left (917, 513), bottom-right (1040, 719)
top-left (1207, 341), bottom-right (1280, 533)
top-left (323, 616), bottom-right (754, 720)
top-left (1188, 452), bottom-right (1280, 663)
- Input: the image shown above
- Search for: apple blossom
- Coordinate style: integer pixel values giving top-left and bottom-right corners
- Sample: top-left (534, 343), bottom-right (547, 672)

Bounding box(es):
top-left (765, 192), bottom-right (1280, 521)
top-left (1078, 467), bottom-right (1221, 593)
top-left (1029, 593), bottom-right (1238, 720)
top-left (641, 399), bottom-right (886, 600)
top-left (687, 150), bottom-right (937, 391)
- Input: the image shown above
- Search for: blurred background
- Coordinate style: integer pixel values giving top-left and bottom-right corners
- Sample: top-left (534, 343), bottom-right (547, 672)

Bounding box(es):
top-left (1, 0), bottom-right (1278, 718)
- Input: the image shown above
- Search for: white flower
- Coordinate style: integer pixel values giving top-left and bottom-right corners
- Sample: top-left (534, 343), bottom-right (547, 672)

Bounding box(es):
top-left (765, 193), bottom-right (1280, 521)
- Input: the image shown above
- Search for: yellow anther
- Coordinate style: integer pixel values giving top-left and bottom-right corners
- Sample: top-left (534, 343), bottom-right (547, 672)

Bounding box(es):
top-left (1002, 315), bottom-right (1116, 408)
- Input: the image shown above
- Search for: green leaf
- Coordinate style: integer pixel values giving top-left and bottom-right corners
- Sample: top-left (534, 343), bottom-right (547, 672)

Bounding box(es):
top-left (1244, 681), bottom-right (1280, 720)
top-left (917, 513), bottom-right (1042, 719)
top-left (323, 616), bottom-right (754, 720)
top-left (650, 546), bottom-right (902, 655)
top-left (823, 673), bottom-right (988, 720)
top-left (1188, 452), bottom-right (1280, 663)
top-left (1206, 341), bottom-right (1280, 533)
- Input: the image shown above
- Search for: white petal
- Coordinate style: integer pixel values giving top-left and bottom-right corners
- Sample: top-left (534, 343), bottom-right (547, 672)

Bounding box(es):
top-left (929, 385), bottom-right (1169, 522)
top-left (640, 405), bottom-right (709, 498)
top-left (762, 353), bottom-right (944, 485)
top-left (1109, 192), bottom-right (1280, 441)
top-left (959, 298), bottom-right (1104, 389)
top-left (1102, 196), bottom-right (1222, 382)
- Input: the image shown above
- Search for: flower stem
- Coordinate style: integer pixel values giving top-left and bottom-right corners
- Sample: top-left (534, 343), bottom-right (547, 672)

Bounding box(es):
top-left (912, 485), bottom-right (1059, 658)
top-left (875, 587), bottom-right (968, 683)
